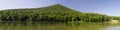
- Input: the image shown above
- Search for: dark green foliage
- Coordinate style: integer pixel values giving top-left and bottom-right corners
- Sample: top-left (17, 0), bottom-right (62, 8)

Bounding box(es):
top-left (0, 4), bottom-right (111, 22)
top-left (110, 16), bottom-right (120, 20)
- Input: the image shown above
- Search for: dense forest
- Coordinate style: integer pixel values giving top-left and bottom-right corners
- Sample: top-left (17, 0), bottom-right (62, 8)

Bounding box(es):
top-left (0, 4), bottom-right (119, 22)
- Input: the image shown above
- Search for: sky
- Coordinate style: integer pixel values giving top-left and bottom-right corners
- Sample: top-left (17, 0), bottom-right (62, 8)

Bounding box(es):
top-left (0, 0), bottom-right (120, 16)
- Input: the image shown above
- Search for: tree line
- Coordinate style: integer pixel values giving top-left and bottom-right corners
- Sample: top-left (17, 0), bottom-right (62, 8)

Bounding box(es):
top-left (0, 4), bottom-right (119, 22)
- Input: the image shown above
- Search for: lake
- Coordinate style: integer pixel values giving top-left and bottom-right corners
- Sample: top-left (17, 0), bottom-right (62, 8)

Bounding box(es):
top-left (0, 22), bottom-right (119, 30)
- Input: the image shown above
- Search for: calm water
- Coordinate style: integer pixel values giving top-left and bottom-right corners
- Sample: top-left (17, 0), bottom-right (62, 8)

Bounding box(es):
top-left (0, 22), bottom-right (119, 30)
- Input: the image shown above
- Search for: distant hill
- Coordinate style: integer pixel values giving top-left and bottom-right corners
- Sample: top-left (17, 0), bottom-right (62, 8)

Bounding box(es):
top-left (0, 4), bottom-right (117, 22)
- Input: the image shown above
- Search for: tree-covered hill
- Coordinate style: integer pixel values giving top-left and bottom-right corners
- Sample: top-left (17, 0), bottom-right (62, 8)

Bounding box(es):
top-left (0, 4), bottom-right (115, 22)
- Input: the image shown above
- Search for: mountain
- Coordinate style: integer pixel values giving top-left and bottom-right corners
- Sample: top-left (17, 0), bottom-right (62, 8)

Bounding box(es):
top-left (37, 4), bottom-right (71, 10)
top-left (0, 4), bottom-right (113, 22)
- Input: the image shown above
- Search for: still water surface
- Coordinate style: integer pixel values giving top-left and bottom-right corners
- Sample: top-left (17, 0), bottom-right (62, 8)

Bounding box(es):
top-left (0, 22), bottom-right (119, 30)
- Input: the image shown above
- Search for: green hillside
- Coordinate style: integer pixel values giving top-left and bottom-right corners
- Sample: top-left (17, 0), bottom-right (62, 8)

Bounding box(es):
top-left (0, 4), bottom-right (113, 22)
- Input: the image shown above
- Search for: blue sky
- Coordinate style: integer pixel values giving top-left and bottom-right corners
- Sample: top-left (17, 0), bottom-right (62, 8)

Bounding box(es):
top-left (0, 0), bottom-right (120, 16)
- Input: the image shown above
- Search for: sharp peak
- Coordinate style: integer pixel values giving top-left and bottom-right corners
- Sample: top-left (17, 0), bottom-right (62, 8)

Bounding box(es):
top-left (37, 4), bottom-right (73, 10)
top-left (53, 4), bottom-right (63, 5)
top-left (51, 4), bottom-right (65, 7)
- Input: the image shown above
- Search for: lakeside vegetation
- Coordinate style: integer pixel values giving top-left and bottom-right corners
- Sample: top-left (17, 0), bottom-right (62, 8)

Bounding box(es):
top-left (0, 4), bottom-right (119, 22)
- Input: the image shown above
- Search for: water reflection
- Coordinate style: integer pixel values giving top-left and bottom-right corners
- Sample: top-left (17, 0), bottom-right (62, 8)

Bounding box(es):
top-left (106, 26), bottom-right (120, 30)
top-left (0, 22), bottom-right (119, 30)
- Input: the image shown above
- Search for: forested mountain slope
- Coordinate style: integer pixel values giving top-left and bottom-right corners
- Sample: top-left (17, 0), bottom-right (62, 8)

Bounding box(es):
top-left (0, 4), bottom-right (113, 22)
